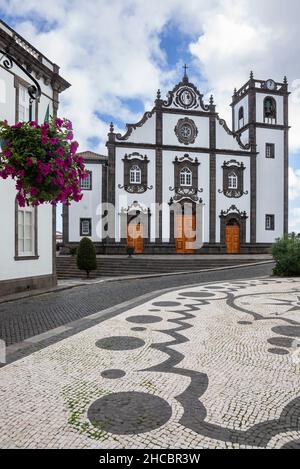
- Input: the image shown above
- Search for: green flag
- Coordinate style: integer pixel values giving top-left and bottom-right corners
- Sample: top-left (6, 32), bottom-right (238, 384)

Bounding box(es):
top-left (44, 104), bottom-right (50, 123)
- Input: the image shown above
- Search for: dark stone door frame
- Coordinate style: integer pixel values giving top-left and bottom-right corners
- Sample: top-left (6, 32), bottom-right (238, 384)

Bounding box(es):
top-left (219, 210), bottom-right (247, 245)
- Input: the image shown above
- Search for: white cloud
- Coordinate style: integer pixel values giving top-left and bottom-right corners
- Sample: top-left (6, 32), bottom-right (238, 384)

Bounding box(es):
top-left (290, 207), bottom-right (300, 234)
top-left (1, 0), bottom-right (300, 154)
top-left (289, 167), bottom-right (300, 201)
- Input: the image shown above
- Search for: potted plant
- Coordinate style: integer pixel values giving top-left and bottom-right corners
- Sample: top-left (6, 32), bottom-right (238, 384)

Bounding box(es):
top-left (0, 117), bottom-right (87, 206)
top-left (77, 237), bottom-right (97, 278)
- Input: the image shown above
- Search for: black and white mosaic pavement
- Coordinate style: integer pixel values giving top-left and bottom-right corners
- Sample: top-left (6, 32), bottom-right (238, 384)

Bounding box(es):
top-left (0, 277), bottom-right (299, 449)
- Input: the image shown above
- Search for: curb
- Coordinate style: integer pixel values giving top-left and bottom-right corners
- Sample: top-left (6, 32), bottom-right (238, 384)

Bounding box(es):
top-left (0, 260), bottom-right (274, 305)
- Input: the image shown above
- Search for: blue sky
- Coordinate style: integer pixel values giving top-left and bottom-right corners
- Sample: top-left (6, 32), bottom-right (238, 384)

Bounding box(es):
top-left (0, 0), bottom-right (299, 232)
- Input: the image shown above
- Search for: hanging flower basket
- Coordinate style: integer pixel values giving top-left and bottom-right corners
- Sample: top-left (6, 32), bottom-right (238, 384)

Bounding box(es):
top-left (0, 117), bottom-right (87, 207)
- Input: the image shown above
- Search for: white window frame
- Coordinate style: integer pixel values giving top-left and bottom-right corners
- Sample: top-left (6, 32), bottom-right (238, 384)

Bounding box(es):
top-left (228, 172), bottom-right (238, 190)
top-left (18, 84), bottom-right (30, 122)
top-left (80, 218), bottom-right (92, 236)
top-left (180, 167), bottom-right (192, 187)
top-left (17, 206), bottom-right (35, 257)
top-left (265, 214), bottom-right (275, 231)
top-left (80, 171), bottom-right (92, 190)
top-left (266, 143), bottom-right (275, 159)
top-left (130, 165), bottom-right (141, 184)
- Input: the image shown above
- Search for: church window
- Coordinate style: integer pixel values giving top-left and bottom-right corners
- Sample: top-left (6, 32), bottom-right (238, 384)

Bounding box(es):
top-left (264, 97), bottom-right (277, 123)
top-left (228, 172), bottom-right (238, 189)
top-left (18, 84), bottom-right (35, 121)
top-left (266, 143), bottom-right (275, 158)
top-left (80, 218), bottom-right (92, 236)
top-left (130, 165), bottom-right (141, 184)
top-left (80, 171), bottom-right (92, 190)
top-left (180, 167), bottom-right (192, 186)
top-left (265, 214), bottom-right (275, 231)
top-left (16, 205), bottom-right (37, 257)
top-left (238, 106), bottom-right (244, 128)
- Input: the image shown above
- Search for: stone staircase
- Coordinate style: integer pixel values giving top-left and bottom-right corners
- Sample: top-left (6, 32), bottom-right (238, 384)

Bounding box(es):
top-left (56, 255), bottom-right (272, 279)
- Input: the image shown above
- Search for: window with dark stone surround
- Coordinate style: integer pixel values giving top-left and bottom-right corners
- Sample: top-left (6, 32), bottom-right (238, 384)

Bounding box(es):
top-left (266, 143), bottom-right (275, 159)
top-left (80, 218), bottom-right (92, 236)
top-left (219, 160), bottom-right (247, 198)
top-left (119, 152), bottom-right (151, 193)
top-left (265, 214), bottom-right (275, 231)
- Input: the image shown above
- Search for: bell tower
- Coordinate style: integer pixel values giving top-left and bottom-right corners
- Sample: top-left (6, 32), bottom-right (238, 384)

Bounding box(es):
top-left (231, 72), bottom-right (289, 246)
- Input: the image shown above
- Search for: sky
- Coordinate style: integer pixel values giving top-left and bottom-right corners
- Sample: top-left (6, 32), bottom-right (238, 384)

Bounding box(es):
top-left (0, 0), bottom-right (299, 232)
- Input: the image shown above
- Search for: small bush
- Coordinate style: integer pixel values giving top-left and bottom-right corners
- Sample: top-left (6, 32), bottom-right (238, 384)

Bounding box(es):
top-left (76, 237), bottom-right (97, 278)
top-left (272, 234), bottom-right (300, 276)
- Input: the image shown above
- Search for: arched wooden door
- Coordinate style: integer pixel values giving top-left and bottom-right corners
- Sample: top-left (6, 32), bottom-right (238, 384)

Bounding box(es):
top-left (225, 223), bottom-right (240, 254)
top-left (127, 223), bottom-right (144, 254)
top-left (176, 215), bottom-right (196, 253)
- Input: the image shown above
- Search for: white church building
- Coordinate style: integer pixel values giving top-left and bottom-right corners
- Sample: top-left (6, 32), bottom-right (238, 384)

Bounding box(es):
top-left (64, 69), bottom-right (289, 255)
top-left (0, 20), bottom-right (70, 296)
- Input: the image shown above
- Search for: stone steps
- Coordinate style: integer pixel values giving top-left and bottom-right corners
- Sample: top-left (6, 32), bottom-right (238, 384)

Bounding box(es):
top-left (56, 256), bottom-right (269, 279)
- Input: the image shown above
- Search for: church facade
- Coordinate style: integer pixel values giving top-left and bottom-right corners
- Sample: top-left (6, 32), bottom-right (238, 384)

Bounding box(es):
top-left (63, 70), bottom-right (289, 254)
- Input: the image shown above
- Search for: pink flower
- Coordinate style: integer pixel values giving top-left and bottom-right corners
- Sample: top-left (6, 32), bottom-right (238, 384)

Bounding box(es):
top-left (17, 170), bottom-right (25, 177)
top-left (4, 149), bottom-right (12, 158)
top-left (30, 187), bottom-right (39, 196)
top-left (70, 141), bottom-right (79, 155)
top-left (16, 193), bottom-right (26, 207)
top-left (64, 120), bottom-right (72, 130)
top-left (36, 175), bottom-right (43, 184)
top-left (12, 122), bottom-right (23, 129)
top-left (38, 161), bottom-right (51, 177)
top-left (56, 118), bottom-right (64, 127)
top-left (0, 169), bottom-right (8, 179)
top-left (50, 137), bottom-right (58, 145)
top-left (29, 121), bottom-right (38, 127)
top-left (66, 132), bottom-right (74, 140)
top-left (26, 158), bottom-right (33, 167)
top-left (56, 147), bottom-right (65, 157)
top-left (16, 180), bottom-right (23, 191)
top-left (41, 136), bottom-right (48, 145)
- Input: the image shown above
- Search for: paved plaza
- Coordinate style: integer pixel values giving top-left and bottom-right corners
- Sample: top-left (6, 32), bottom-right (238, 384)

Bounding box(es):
top-left (1, 276), bottom-right (300, 449)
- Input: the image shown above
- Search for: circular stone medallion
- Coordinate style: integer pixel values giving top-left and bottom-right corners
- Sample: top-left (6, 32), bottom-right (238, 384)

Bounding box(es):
top-left (88, 391), bottom-right (172, 434)
top-left (96, 336), bottom-right (145, 351)
top-left (101, 369), bottom-right (126, 379)
top-left (126, 315), bottom-right (162, 324)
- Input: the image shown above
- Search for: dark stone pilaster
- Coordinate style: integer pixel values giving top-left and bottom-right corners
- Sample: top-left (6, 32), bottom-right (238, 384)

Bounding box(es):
top-left (155, 100), bottom-right (163, 241)
top-left (62, 203), bottom-right (69, 244)
top-left (209, 112), bottom-right (216, 243)
top-left (248, 78), bottom-right (257, 243)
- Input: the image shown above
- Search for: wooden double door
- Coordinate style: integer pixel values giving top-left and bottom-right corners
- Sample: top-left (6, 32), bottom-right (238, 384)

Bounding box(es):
top-left (127, 223), bottom-right (144, 254)
top-left (225, 224), bottom-right (240, 254)
top-left (175, 215), bottom-right (196, 253)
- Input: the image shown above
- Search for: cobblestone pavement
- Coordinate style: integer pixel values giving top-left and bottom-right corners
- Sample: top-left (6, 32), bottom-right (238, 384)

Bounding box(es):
top-left (1, 276), bottom-right (300, 449)
top-left (0, 263), bottom-right (272, 346)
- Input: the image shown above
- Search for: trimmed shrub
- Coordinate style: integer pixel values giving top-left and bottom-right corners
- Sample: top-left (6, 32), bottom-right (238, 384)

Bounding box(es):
top-left (76, 237), bottom-right (97, 278)
top-left (272, 234), bottom-right (300, 276)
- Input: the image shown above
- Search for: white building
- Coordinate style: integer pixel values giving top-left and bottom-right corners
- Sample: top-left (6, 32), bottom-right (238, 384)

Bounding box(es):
top-left (64, 70), bottom-right (289, 255)
top-left (0, 20), bottom-right (70, 295)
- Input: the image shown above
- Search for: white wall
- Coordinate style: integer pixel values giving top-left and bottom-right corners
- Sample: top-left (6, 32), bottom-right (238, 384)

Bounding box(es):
top-left (256, 128), bottom-right (284, 242)
top-left (163, 114), bottom-right (209, 148)
top-left (0, 179), bottom-right (53, 280)
top-left (233, 95), bottom-right (249, 131)
top-left (0, 63), bottom-right (55, 282)
top-left (116, 112), bottom-right (156, 145)
top-left (68, 163), bottom-right (103, 242)
top-left (216, 118), bottom-right (248, 151)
